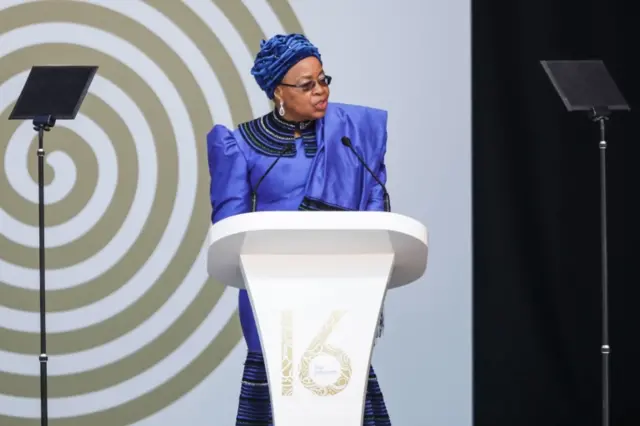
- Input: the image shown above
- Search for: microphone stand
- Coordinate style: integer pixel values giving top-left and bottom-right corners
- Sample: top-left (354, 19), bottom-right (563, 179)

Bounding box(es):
top-left (590, 106), bottom-right (610, 426)
top-left (251, 145), bottom-right (292, 212)
top-left (33, 114), bottom-right (55, 426)
top-left (340, 136), bottom-right (391, 338)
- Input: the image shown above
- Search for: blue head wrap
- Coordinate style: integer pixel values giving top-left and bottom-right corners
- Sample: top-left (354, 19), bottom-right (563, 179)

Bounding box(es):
top-left (251, 33), bottom-right (322, 99)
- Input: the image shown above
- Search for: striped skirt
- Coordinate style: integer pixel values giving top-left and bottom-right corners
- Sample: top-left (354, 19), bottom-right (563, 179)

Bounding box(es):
top-left (236, 351), bottom-right (391, 425)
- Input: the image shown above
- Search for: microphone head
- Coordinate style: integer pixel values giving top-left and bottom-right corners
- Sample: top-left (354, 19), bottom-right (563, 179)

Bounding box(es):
top-left (341, 136), bottom-right (352, 147)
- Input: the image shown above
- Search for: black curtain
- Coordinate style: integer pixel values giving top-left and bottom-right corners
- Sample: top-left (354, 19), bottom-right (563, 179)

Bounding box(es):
top-left (472, 1), bottom-right (638, 425)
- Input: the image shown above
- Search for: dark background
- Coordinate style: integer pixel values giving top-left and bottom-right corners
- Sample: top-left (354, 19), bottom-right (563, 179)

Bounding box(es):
top-left (472, 1), bottom-right (637, 425)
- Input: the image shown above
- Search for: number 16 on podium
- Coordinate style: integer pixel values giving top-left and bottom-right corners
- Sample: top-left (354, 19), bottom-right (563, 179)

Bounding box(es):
top-left (281, 310), bottom-right (353, 397)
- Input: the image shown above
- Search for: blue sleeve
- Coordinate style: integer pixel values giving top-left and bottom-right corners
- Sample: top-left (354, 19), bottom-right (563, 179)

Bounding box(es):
top-left (366, 126), bottom-right (389, 212)
top-left (207, 125), bottom-right (251, 223)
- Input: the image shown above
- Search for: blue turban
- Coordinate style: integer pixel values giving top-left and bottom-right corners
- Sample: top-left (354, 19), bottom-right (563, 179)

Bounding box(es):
top-left (251, 33), bottom-right (322, 99)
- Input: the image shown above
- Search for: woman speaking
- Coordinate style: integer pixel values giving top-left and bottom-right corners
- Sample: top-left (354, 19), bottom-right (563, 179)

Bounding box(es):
top-left (207, 33), bottom-right (392, 425)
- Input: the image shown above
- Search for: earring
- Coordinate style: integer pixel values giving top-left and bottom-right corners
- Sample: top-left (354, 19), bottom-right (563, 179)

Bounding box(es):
top-left (279, 102), bottom-right (285, 116)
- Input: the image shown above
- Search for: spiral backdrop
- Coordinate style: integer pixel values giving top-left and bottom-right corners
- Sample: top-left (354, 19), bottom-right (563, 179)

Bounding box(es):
top-left (0, 0), bottom-right (304, 424)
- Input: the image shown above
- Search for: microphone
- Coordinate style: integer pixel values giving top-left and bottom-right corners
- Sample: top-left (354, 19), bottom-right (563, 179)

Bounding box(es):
top-left (341, 136), bottom-right (391, 212)
top-left (251, 145), bottom-right (292, 212)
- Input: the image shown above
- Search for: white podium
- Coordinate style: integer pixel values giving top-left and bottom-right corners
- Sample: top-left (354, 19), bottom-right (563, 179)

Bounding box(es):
top-left (207, 211), bottom-right (428, 425)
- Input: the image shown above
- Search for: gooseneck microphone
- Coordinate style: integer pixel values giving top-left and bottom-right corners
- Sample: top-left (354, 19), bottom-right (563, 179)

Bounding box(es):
top-left (341, 136), bottom-right (391, 212)
top-left (251, 145), bottom-right (292, 212)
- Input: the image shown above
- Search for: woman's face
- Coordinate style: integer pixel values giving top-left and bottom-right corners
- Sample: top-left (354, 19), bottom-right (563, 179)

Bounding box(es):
top-left (274, 56), bottom-right (330, 122)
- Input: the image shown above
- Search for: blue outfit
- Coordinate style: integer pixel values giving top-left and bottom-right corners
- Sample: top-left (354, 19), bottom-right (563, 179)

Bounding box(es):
top-left (207, 102), bottom-right (392, 425)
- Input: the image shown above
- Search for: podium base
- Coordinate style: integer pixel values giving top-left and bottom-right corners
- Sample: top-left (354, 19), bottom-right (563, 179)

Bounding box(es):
top-left (240, 253), bottom-right (394, 426)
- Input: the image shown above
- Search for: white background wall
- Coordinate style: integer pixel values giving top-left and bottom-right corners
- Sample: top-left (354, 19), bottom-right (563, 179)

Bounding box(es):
top-left (142, 1), bottom-right (471, 424)
top-left (0, 0), bottom-right (470, 424)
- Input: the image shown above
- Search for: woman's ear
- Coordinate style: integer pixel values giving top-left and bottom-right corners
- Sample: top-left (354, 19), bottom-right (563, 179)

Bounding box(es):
top-left (273, 87), bottom-right (283, 104)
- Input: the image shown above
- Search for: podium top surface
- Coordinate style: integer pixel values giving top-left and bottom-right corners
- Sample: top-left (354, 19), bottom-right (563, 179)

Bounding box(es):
top-left (207, 211), bottom-right (428, 289)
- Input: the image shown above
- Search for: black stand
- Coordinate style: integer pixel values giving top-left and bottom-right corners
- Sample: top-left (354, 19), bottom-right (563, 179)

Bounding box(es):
top-left (540, 60), bottom-right (630, 426)
top-left (590, 106), bottom-right (611, 426)
top-left (33, 114), bottom-right (56, 426)
top-left (8, 65), bottom-right (98, 426)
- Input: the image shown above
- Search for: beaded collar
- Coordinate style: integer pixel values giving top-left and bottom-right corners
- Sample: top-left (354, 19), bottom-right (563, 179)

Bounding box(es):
top-left (238, 110), bottom-right (318, 157)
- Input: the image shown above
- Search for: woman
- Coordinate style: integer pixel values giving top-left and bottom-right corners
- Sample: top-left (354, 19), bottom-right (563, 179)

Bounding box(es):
top-left (207, 33), bottom-right (391, 425)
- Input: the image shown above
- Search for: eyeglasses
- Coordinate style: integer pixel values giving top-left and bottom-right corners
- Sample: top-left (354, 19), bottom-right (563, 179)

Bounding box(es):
top-left (280, 75), bottom-right (332, 92)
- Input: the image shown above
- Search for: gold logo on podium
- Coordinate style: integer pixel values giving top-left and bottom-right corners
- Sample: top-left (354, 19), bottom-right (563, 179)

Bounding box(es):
top-left (281, 310), bottom-right (353, 396)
